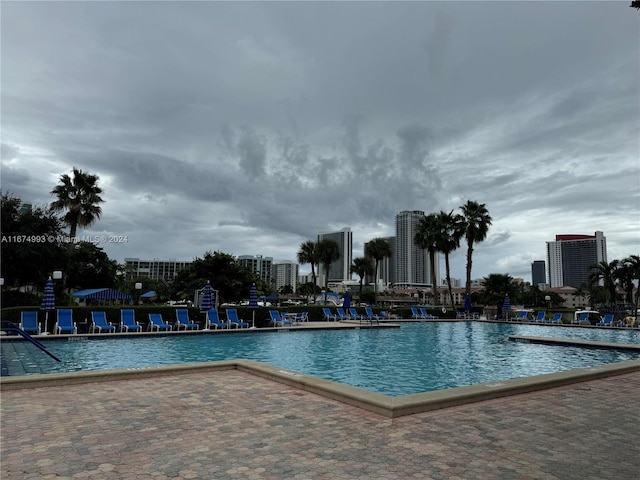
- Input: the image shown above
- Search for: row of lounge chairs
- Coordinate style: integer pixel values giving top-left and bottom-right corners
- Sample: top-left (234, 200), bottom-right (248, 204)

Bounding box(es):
top-left (411, 306), bottom-right (440, 320)
top-left (17, 308), bottom-right (254, 335)
top-left (321, 306), bottom-right (392, 325)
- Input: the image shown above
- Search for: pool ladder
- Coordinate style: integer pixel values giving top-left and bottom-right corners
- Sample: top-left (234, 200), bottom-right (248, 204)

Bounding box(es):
top-left (1, 321), bottom-right (62, 362)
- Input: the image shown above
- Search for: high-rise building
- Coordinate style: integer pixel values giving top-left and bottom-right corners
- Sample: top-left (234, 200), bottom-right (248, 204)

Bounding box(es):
top-left (273, 261), bottom-right (298, 292)
top-left (531, 260), bottom-right (546, 287)
top-left (237, 255), bottom-right (273, 284)
top-left (124, 258), bottom-right (191, 282)
top-left (546, 232), bottom-right (607, 288)
top-left (317, 227), bottom-right (353, 282)
top-left (393, 210), bottom-right (439, 288)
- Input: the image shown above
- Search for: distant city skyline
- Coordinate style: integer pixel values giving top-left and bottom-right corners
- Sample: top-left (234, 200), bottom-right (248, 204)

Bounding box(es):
top-left (3, 2), bottom-right (638, 282)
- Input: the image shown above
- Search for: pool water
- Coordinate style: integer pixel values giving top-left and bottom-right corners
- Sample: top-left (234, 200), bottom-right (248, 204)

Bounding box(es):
top-left (4, 322), bottom-right (639, 396)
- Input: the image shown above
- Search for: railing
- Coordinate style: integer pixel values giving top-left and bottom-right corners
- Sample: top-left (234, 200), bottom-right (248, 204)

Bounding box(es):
top-left (1, 321), bottom-right (62, 362)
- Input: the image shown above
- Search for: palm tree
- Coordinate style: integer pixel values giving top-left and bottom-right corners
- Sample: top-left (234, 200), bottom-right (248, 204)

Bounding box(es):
top-left (364, 238), bottom-right (392, 305)
top-left (414, 213), bottom-right (440, 292)
top-left (351, 256), bottom-right (374, 301)
top-left (588, 260), bottom-right (620, 307)
top-left (481, 273), bottom-right (516, 317)
top-left (460, 200), bottom-right (492, 298)
top-left (616, 255), bottom-right (640, 310)
top-left (50, 167), bottom-right (104, 239)
top-left (297, 240), bottom-right (319, 303)
top-left (434, 210), bottom-right (465, 311)
top-left (316, 239), bottom-right (341, 304)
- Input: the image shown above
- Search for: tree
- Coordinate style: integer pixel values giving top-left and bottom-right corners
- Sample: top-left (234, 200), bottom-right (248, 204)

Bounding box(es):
top-left (588, 260), bottom-right (620, 307)
top-left (616, 255), bottom-right (640, 311)
top-left (316, 238), bottom-right (341, 304)
top-left (351, 256), bottom-right (374, 301)
top-left (460, 200), bottom-right (492, 298)
top-left (414, 213), bottom-right (440, 291)
top-left (50, 167), bottom-right (104, 239)
top-left (171, 251), bottom-right (256, 303)
top-left (364, 237), bottom-right (392, 304)
top-left (480, 273), bottom-right (517, 317)
top-left (297, 240), bottom-right (319, 303)
top-left (0, 193), bottom-right (67, 292)
top-left (434, 210), bottom-right (465, 310)
top-left (64, 242), bottom-right (120, 290)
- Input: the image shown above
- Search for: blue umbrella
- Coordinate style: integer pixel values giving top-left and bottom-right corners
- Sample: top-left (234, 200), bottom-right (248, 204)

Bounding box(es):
top-left (464, 293), bottom-right (472, 312)
top-left (201, 281), bottom-right (213, 311)
top-left (249, 283), bottom-right (258, 328)
top-left (502, 294), bottom-right (511, 320)
top-left (40, 277), bottom-right (55, 334)
top-left (343, 291), bottom-right (351, 309)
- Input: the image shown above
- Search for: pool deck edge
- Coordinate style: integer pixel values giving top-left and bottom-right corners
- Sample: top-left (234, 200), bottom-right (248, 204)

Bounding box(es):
top-left (3, 354), bottom-right (640, 418)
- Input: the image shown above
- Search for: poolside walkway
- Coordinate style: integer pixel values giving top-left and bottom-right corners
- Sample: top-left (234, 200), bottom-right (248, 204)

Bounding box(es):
top-left (2, 369), bottom-right (639, 479)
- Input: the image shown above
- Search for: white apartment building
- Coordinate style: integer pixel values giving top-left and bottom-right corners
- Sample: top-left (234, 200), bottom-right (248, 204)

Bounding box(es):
top-left (317, 227), bottom-right (353, 282)
top-left (393, 210), bottom-right (439, 289)
top-left (273, 261), bottom-right (298, 292)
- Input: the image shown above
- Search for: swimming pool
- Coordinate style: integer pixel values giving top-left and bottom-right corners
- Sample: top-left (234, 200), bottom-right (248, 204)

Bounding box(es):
top-left (3, 322), bottom-right (639, 395)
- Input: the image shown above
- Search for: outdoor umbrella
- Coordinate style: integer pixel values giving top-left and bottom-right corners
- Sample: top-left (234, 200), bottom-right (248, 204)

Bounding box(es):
top-left (249, 283), bottom-right (258, 328)
top-left (464, 293), bottom-right (472, 313)
top-left (343, 291), bottom-right (351, 310)
top-left (503, 294), bottom-right (511, 320)
top-left (201, 281), bottom-right (213, 311)
top-left (40, 277), bottom-right (55, 335)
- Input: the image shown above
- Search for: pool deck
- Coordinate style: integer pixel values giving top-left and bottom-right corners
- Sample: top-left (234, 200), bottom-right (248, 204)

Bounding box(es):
top-left (2, 321), bottom-right (640, 479)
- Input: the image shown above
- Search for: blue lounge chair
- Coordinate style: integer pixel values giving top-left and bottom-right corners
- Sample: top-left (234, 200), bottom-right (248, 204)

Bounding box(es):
top-left (364, 306), bottom-right (380, 325)
top-left (294, 311), bottom-right (309, 323)
top-left (90, 311), bottom-right (116, 334)
top-left (349, 308), bottom-right (363, 321)
top-left (148, 313), bottom-right (172, 332)
top-left (548, 312), bottom-right (563, 324)
top-left (322, 308), bottom-right (337, 322)
top-left (175, 309), bottom-right (199, 330)
top-left (456, 311), bottom-right (467, 319)
top-left (20, 311), bottom-right (41, 335)
top-left (205, 309), bottom-right (229, 329)
top-left (269, 310), bottom-right (292, 327)
top-left (597, 314), bottom-right (614, 327)
top-left (226, 309), bottom-right (249, 328)
top-left (411, 306), bottom-right (426, 320)
top-left (120, 309), bottom-right (142, 332)
top-left (532, 311), bottom-right (546, 323)
top-left (574, 312), bottom-right (589, 325)
top-left (336, 308), bottom-right (353, 321)
top-left (420, 307), bottom-right (439, 319)
top-left (512, 311), bottom-right (529, 322)
top-left (55, 309), bottom-right (77, 334)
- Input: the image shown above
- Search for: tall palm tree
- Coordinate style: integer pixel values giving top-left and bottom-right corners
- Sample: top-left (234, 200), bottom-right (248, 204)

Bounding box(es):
top-left (351, 256), bottom-right (374, 301)
top-left (297, 240), bottom-right (319, 303)
top-left (588, 260), bottom-right (620, 307)
top-left (414, 213), bottom-right (440, 292)
top-left (434, 210), bottom-right (465, 311)
top-left (481, 273), bottom-right (516, 316)
top-left (460, 200), bottom-right (492, 298)
top-left (316, 238), bottom-right (341, 304)
top-left (50, 167), bottom-right (104, 239)
top-left (616, 255), bottom-right (640, 310)
top-left (364, 237), bottom-right (392, 305)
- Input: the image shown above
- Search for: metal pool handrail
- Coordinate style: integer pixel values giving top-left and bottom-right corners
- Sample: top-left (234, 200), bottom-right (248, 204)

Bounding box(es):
top-left (1, 321), bottom-right (61, 362)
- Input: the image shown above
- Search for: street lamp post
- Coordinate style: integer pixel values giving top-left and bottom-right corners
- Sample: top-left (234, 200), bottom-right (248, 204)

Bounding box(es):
top-left (135, 282), bottom-right (142, 305)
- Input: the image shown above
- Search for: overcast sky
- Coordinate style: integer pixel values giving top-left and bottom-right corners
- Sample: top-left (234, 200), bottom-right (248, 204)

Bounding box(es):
top-left (2, 1), bottom-right (639, 283)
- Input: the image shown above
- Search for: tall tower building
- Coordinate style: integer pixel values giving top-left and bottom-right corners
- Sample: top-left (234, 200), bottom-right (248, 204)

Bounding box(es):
top-left (273, 261), bottom-right (298, 292)
top-left (394, 210), bottom-right (439, 288)
top-left (546, 231), bottom-right (607, 288)
top-left (531, 260), bottom-right (546, 287)
top-left (317, 228), bottom-right (353, 282)
top-left (363, 236), bottom-right (396, 285)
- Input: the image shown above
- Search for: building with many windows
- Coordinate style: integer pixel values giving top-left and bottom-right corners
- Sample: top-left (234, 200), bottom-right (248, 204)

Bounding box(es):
top-left (237, 255), bottom-right (273, 285)
top-left (317, 227), bottom-right (353, 282)
top-left (546, 231), bottom-right (607, 288)
top-left (124, 258), bottom-right (191, 282)
top-left (273, 261), bottom-right (298, 292)
top-left (393, 210), bottom-right (439, 288)
top-left (531, 260), bottom-right (546, 287)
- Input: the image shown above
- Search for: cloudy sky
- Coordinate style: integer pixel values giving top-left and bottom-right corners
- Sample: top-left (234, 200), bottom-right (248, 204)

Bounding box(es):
top-left (2, 1), bottom-right (639, 283)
